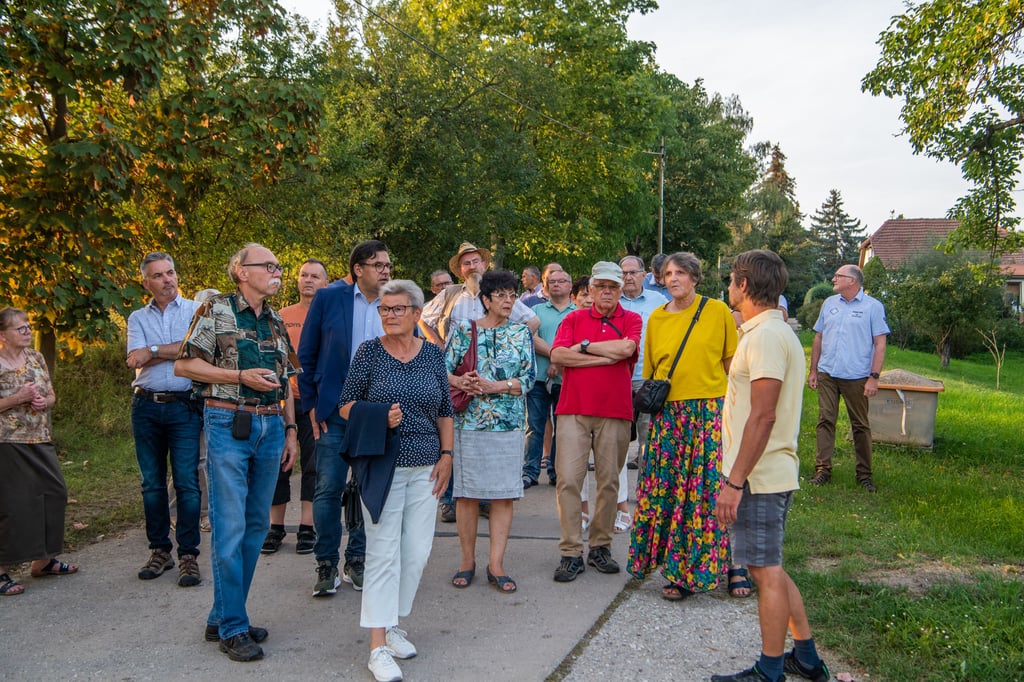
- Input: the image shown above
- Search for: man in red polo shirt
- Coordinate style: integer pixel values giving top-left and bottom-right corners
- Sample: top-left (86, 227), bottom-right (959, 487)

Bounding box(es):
top-left (550, 261), bottom-right (642, 582)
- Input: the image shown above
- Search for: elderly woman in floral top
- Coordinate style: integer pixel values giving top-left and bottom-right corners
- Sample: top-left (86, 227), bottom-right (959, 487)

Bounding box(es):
top-left (446, 270), bottom-right (536, 594)
top-left (0, 308), bottom-right (79, 596)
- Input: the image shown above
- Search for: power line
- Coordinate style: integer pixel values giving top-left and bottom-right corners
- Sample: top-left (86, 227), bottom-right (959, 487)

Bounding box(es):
top-left (345, 0), bottom-right (663, 159)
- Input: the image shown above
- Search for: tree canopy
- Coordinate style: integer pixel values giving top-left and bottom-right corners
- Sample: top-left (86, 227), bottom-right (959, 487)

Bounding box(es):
top-left (810, 189), bottom-right (863, 277)
top-left (862, 0), bottom-right (1024, 258)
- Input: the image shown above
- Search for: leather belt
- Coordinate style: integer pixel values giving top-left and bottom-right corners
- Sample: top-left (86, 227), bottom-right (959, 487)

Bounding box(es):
top-left (134, 388), bottom-right (193, 404)
top-left (205, 399), bottom-right (282, 416)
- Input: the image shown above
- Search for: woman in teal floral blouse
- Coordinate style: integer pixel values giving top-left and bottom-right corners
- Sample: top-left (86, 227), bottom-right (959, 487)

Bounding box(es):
top-left (445, 270), bottom-right (536, 594)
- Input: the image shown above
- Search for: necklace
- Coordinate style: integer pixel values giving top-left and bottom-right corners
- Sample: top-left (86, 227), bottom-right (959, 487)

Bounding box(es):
top-left (0, 349), bottom-right (27, 371)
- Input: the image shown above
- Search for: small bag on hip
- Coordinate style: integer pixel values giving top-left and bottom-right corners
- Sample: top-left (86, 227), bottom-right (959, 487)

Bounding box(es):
top-left (449, 321), bottom-right (478, 413)
top-left (632, 297), bottom-right (708, 416)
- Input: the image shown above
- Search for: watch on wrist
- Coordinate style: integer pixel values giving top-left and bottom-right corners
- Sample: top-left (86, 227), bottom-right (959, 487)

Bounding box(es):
top-left (580, 339), bottom-right (591, 354)
top-left (149, 345), bottom-right (159, 357)
top-left (869, 372), bottom-right (880, 379)
top-left (285, 423), bottom-right (298, 433)
top-left (506, 380), bottom-right (514, 392)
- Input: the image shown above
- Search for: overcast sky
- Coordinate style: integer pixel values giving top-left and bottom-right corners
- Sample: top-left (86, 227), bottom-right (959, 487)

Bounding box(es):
top-left (282, 0), bottom-right (969, 236)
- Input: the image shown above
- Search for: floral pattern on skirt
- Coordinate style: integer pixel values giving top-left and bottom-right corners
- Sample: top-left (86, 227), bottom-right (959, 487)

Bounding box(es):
top-left (627, 397), bottom-right (730, 591)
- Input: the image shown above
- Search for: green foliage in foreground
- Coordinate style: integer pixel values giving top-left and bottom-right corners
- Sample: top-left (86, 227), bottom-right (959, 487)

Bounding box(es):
top-left (48, 335), bottom-right (1024, 679)
top-left (788, 333), bottom-right (1024, 680)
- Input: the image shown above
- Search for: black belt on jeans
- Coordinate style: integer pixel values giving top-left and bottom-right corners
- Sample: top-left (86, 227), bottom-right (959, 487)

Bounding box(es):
top-left (134, 387), bottom-right (193, 404)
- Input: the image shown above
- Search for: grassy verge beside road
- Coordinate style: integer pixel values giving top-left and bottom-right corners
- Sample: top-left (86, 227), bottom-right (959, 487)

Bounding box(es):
top-left (49, 335), bottom-right (1023, 680)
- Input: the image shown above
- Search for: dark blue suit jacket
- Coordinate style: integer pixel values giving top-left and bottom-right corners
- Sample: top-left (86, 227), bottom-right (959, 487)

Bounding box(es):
top-left (298, 280), bottom-right (354, 421)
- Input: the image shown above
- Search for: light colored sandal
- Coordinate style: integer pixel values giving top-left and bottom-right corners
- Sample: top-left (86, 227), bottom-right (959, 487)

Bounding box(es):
top-left (581, 512), bottom-right (591, 534)
top-left (614, 510), bottom-right (632, 533)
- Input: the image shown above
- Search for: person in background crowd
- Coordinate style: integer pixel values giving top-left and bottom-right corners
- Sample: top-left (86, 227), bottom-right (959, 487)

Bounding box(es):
top-left (642, 253), bottom-right (670, 299)
top-left (299, 241), bottom-right (389, 596)
top-left (521, 264), bottom-right (573, 488)
top-left (807, 264), bottom-right (888, 492)
top-left (262, 259), bottom-right (329, 555)
top-left (0, 308), bottom-right (78, 596)
top-left (550, 262), bottom-right (641, 582)
top-left (429, 270), bottom-right (453, 298)
top-left (627, 252), bottom-right (738, 602)
top-left (337, 279), bottom-right (454, 682)
top-left (127, 252), bottom-right (203, 588)
top-left (175, 243), bottom-right (298, 662)
top-left (712, 249), bottom-right (829, 682)
top-left (520, 265), bottom-right (542, 301)
top-left (446, 270), bottom-right (535, 595)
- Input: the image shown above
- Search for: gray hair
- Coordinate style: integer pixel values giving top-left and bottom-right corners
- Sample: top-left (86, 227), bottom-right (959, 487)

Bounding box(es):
top-left (381, 279), bottom-right (425, 309)
top-left (619, 255), bottom-right (645, 271)
top-left (663, 252), bottom-right (703, 285)
top-left (0, 307), bottom-right (28, 331)
top-left (842, 265), bottom-right (864, 286)
top-left (227, 243), bottom-right (263, 284)
top-left (140, 252), bottom-right (174, 277)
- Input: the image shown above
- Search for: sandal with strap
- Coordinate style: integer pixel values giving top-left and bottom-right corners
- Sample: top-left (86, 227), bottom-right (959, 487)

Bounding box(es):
top-left (31, 557), bottom-right (79, 577)
top-left (728, 567), bottom-right (752, 598)
top-left (452, 563), bottom-right (476, 588)
top-left (486, 565), bottom-right (517, 594)
top-left (0, 573), bottom-right (25, 596)
top-left (661, 583), bottom-right (693, 602)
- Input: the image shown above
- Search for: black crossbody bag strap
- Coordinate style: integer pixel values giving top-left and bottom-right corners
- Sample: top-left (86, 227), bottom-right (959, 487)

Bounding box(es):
top-left (663, 297), bottom-right (709, 381)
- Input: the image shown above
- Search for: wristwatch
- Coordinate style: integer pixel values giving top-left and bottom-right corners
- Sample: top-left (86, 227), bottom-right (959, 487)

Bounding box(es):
top-left (580, 339), bottom-right (591, 354)
top-left (506, 380), bottom-right (514, 392)
top-left (149, 345), bottom-right (159, 357)
top-left (869, 372), bottom-right (880, 379)
top-left (285, 423), bottom-right (298, 433)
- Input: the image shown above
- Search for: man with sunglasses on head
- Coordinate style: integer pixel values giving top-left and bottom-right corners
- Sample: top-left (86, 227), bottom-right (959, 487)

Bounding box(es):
top-left (175, 243), bottom-right (299, 662)
top-left (127, 252), bottom-right (204, 589)
top-left (298, 240), bottom-right (391, 597)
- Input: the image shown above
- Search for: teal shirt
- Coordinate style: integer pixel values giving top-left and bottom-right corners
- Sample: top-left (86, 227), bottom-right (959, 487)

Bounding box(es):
top-left (532, 299), bottom-right (576, 382)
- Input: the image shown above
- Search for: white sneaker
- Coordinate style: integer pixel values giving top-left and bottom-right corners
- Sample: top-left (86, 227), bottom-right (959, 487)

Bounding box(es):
top-left (614, 509), bottom-right (632, 533)
top-left (368, 646), bottom-right (403, 682)
top-left (385, 626), bottom-right (417, 659)
top-left (581, 512), bottom-right (591, 534)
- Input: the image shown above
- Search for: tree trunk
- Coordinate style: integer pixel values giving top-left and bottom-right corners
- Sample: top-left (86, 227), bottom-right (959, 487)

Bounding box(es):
top-left (39, 327), bottom-right (56, 378)
top-left (940, 339), bottom-right (951, 368)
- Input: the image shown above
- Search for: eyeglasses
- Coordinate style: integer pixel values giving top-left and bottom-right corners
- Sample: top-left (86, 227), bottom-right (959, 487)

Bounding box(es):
top-left (621, 270), bottom-right (644, 277)
top-left (546, 278), bottom-right (571, 285)
top-left (360, 261), bottom-right (393, 273)
top-left (833, 273), bottom-right (855, 280)
top-left (591, 282), bottom-right (621, 291)
top-left (488, 291), bottom-right (517, 300)
top-left (5, 324), bottom-right (32, 334)
top-left (378, 305), bottom-right (411, 317)
top-left (242, 262), bottom-right (284, 274)
top-left (460, 258), bottom-right (484, 268)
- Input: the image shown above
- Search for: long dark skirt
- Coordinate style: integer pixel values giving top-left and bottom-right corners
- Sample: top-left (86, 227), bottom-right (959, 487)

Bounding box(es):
top-left (0, 441), bottom-right (68, 564)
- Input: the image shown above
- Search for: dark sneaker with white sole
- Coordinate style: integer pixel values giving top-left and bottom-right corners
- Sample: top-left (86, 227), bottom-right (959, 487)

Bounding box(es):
top-left (313, 559), bottom-right (340, 597)
top-left (343, 558), bottom-right (364, 591)
top-left (783, 649), bottom-right (830, 681)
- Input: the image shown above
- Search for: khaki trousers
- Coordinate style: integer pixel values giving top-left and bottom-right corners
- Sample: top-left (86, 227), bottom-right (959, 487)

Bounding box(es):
top-left (815, 372), bottom-right (873, 480)
top-left (555, 415), bottom-right (631, 556)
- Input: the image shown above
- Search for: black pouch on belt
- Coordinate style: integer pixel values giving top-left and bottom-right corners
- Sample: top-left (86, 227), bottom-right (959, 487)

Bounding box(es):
top-left (231, 410), bottom-right (252, 440)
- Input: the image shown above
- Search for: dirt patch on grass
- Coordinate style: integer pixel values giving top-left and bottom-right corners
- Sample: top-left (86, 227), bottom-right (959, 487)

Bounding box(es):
top-left (808, 557), bottom-right (1024, 596)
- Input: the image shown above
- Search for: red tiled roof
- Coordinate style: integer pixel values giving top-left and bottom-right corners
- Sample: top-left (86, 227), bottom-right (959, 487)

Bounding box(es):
top-left (860, 219), bottom-right (958, 267)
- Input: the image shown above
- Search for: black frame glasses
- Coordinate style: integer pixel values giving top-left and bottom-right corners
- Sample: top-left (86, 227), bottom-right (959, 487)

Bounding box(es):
top-left (241, 262), bottom-right (284, 274)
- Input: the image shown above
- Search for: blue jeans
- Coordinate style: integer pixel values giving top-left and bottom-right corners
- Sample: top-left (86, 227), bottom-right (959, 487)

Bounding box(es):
top-left (522, 382), bottom-right (559, 482)
top-left (312, 412), bottom-right (366, 565)
top-left (130, 396), bottom-right (202, 556)
top-left (204, 405), bottom-right (282, 640)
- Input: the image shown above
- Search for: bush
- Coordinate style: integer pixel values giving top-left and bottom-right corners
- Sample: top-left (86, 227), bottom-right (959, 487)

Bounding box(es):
top-left (797, 282), bottom-right (833, 329)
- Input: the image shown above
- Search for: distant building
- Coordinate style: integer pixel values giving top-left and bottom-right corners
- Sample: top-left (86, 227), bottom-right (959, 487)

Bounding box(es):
top-left (859, 218), bottom-right (1024, 320)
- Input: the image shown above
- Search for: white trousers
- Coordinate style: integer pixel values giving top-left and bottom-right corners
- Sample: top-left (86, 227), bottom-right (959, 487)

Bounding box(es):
top-left (360, 465), bottom-right (437, 629)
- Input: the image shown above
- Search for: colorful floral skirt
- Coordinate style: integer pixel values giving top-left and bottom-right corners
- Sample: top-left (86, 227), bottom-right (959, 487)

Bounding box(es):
top-left (627, 398), bottom-right (730, 591)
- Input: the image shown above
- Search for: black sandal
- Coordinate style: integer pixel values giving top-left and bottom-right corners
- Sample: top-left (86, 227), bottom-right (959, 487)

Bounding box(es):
top-left (728, 567), bottom-right (752, 598)
top-left (486, 565), bottom-right (517, 594)
top-left (0, 573), bottom-right (24, 596)
top-left (661, 583), bottom-right (693, 601)
top-left (452, 563), bottom-right (476, 588)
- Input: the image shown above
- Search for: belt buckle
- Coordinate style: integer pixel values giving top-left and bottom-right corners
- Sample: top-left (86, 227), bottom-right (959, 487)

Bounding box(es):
top-left (153, 393), bottom-right (174, 404)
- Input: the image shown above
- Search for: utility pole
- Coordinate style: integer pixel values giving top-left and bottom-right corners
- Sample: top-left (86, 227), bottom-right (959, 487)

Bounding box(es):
top-left (658, 138), bottom-right (665, 254)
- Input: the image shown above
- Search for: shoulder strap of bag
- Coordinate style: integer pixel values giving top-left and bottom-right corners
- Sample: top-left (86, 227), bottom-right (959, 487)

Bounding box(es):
top-left (664, 296), bottom-right (709, 381)
top-left (468, 320), bottom-right (478, 369)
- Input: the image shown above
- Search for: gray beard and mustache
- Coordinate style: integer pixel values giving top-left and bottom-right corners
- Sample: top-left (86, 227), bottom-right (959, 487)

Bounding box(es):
top-left (464, 272), bottom-right (482, 295)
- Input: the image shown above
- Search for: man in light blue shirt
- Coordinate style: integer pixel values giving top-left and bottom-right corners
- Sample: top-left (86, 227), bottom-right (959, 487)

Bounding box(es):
top-left (619, 255), bottom-right (667, 469)
top-left (642, 253), bottom-right (670, 300)
top-left (807, 264), bottom-right (889, 492)
top-left (127, 252), bottom-right (203, 587)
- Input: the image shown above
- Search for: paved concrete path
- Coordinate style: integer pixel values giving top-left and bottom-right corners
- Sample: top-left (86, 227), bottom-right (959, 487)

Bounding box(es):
top-left (2, 462), bottom-right (783, 681)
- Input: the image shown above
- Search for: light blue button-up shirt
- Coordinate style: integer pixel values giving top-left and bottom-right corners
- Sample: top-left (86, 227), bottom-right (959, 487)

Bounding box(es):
top-left (351, 284), bottom-right (384, 361)
top-left (620, 289), bottom-right (668, 380)
top-left (813, 289), bottom-right (889, 380)
top-left (127, 294), bottom-right (201, 391)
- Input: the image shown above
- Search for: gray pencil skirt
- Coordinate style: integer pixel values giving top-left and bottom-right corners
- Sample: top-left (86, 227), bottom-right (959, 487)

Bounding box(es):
top-left (452, 429), bottom-right (525, 500)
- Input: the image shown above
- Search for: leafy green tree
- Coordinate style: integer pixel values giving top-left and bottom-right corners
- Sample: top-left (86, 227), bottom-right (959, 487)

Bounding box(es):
top-left (0, 0), bottom-right (321, 364)
top-left (862, 0), bottom-right (1024, 259)
top-left (810, 189), bottom-right (864, 277)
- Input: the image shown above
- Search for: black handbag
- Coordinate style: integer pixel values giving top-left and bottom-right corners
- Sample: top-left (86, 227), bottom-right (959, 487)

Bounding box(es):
top-left (632, 297), bottom-right (708, 415)
top-left (342, 476), bottom-right (364, 531)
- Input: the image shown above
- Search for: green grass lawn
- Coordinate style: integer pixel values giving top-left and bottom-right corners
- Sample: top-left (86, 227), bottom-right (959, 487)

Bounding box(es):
top-left (787, 332), bottom-right (1024, 681)
top-left (48, 335), bottom-right (1024, 680)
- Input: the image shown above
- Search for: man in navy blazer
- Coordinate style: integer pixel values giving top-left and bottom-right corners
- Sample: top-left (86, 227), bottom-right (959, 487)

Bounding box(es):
top-left (299, 239), bottom-right (392, 597)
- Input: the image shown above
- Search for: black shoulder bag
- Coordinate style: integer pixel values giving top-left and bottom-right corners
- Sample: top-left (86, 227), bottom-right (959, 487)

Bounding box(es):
top-left (632, 297), bottom-right (709, 415)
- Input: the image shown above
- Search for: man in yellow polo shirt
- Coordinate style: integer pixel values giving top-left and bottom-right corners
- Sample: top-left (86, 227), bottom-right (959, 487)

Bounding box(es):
top-left (712, 250), bottom-right (830, 682)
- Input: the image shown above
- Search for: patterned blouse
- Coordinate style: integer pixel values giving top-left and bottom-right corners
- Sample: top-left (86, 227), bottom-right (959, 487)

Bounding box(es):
top-left (444, 320), bottom-right (536, 432)
top-left (0, 349), bottom-right (53, 443)
top-left (177, 292), bottom-right (298, 405)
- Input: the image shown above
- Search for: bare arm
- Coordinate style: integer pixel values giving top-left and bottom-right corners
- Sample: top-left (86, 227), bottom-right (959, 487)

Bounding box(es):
top-left (550, 346), bottom-right (614, 368)
top-left (418, 320), bottom-right (444, 347)
top-left (127, 342), bottom-right (183, 369)
top-left (533, 334), bottom-right (552, 358)
top-left (865, 334), bottom-right (887, 397)
top-left (174, 358), bottom-right (281, 394)
top-left (806, 332), bottom-right (822, 389)
top-left (586, 338), bottom-right (636, 361)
